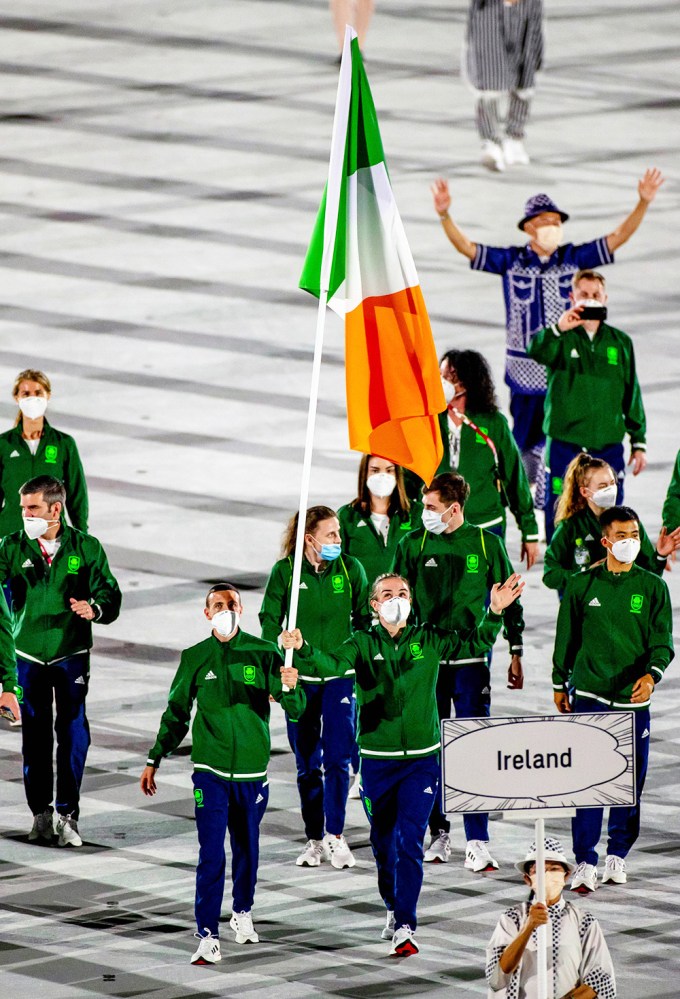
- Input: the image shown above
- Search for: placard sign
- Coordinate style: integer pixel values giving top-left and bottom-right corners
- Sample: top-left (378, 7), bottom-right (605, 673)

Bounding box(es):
top-left (441, 713), bottom-right (635, 813)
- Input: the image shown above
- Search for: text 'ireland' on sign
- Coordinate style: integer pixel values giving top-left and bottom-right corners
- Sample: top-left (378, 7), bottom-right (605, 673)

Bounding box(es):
top-left (441, 714), bottom-right (636, 813)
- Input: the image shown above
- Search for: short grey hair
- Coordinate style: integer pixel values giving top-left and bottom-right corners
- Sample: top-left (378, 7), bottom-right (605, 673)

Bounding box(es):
top-left (20, 475), bottom-right (66, 509)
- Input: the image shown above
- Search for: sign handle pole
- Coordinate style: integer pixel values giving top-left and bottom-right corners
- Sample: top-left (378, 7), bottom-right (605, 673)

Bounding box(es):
top-left (534, 818), bottom-right (549, 999)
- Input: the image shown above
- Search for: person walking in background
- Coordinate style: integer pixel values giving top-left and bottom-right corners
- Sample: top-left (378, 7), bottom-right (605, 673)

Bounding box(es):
top-left (464, 0), bottom-right (544, 172)
top-left (283, 570), bottom-right (523, 957)
top-left (486, 838), bottom-right (616, 997)
top-left (543, 454), bottom-right (679, 594)
top-left (553, 506), bottom-right (674, 894)
top-left (0, 369), bottom-right (88, 538)
top-left (141, 584), bottom-right (305, 965)
top-left (0, 475), bottom-right (121, 848)
top-left (431, 170), bottom-right (664, 489)
top-left (259, 506), bottom-right (369, 870)
top-left (393, 473), bottom-right (525, 871)
top-left (528, 270), bottom-right (647, 540)
top-left (435, 349), bottom-right (538, 568)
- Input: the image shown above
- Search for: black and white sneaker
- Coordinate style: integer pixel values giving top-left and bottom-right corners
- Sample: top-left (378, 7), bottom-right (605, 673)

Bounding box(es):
top-left (191, 930), bottom-right (221, 965)
top-left (55, 813), bottom-right (82, 847)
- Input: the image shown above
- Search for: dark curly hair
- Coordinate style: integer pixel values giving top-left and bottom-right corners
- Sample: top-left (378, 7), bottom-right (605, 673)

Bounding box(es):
top-left (440, 349), bottom-right (498, 414)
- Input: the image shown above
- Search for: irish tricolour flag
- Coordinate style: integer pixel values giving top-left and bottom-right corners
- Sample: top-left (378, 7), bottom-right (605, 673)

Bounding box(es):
top-left (300, 29), bottom-right (445, 484)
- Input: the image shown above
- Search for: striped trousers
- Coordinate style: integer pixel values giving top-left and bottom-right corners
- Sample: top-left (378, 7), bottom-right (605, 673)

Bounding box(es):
top-left (476, 90), bottom-right (531, 142)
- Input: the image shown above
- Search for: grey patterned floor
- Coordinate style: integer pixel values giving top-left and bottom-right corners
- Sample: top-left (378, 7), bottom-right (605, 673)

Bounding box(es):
top-left (0, 0), bottom-right (679, 995)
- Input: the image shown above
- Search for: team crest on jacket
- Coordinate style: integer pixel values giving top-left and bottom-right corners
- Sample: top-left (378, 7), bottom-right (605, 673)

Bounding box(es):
top-left (44, 445), bottom-right (58, 464)
top-left (410, 642), bottom-right (424, 661)
top-left (466, 554), bottom-right (479, 573)
top-left (67, 555), bottom-right (81, 574)
top-left (243, 665), bottom-right (257, 684)
top-left (332, 574), bottom-right (345, 593)
top-left (630, 594), bottom-right (644, 614)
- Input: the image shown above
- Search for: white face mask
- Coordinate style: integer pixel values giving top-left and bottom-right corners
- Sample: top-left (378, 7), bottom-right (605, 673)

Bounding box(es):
top-left (212, 609), bottom-right (240, 637)
top-left (23, 516), bottom-right (58, 540)
top-left (610, 538), bottom-right (640, 564)
top-left (422, 506), bottom-right (451, 535)
top-left (533, 223), bottom-right (563, 255)
top-left (530, 871), bottom-right (566, 902)
top-left (366, 472), bottom-right (397, 498)
top-left (441, 378), bottom-right (456, 404)
top-left (378, 596), bottom-right (411, 625)
top-left (18, 396), bottom-right (48, 420)
top-left (590, 485), bottom-right (617, 509)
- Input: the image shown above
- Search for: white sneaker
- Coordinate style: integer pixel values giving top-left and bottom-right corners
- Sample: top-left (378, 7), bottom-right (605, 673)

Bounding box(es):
top-left (191, 930), bottom-right (221, 965)
top-left (28, 810), bottom-right (53, 843)
top-left (381, 910), bottom-right (396, 940)
top-left (389, 924), bottom-right (419, 958)
top-left (464, 839), bottom-right (498, 872)
top-left (296, 839), bottom-right (324, 867)
top-left (602, 855), bottom-right (627, 885)
top-left (503, 136), bottom-right (530, 165)
top-left (481, 140), bottom-right (505, 172)
top-left (323, 833), bottom-right (356, 869)
top-left (571, 861), bottom-right (598, 894)
top-left (424, 830), bottom-right (451, 864)
top-left (55, 813), bottom-right (82, 847)
top-left (348, 772), bottom-right (362, 799)
top-left (230, 910), bottom-right (259, 944)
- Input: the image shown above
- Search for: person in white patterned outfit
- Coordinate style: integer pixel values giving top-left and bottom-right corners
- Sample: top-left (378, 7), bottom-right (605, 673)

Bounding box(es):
top-left (486, 838), bottom-right (616, 998)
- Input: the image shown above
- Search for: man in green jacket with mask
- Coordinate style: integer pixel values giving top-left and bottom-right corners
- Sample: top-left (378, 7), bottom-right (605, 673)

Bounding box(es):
top-left (282, 569), bottom-right (523, 957)
top-left (141, 584), bottom-right (305, 966)
top-left (0, 475), bottom-right (121, 848)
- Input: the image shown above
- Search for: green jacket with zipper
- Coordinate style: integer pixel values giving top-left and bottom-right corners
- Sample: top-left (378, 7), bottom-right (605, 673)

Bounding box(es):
top-left (527, 321), bottom-right (646, 450)
top-left (0, 421), bottom-right (89, 536)
top-left (146, 630), bottom-right (307, 780)
top-left (662, 449), bottom-right (680, 531)
top-left (0, 589), bottom-right (17, 696)
top-left (0, 526), bottom-right (121, 663)
top-left (259, 553), bottom-right (370, 682)
top-left (337, 501), bottom-right (422, 591)
top-left (294, 611), bottom-right (503, 758)
top-left (434, 409), bottom-right (538, 541)
top-left (392, 521), bottom-right (524, 658)
top-left (553, 563), bottom-right (673, 709)
top-left (543, 506), bottom-right (664, 592)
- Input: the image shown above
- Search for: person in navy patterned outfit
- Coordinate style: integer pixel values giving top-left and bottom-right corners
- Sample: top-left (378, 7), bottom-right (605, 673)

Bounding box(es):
top-left (431, 170), bottom-right (664, 495)
top-left (486, 838), bottom-right (616, 998)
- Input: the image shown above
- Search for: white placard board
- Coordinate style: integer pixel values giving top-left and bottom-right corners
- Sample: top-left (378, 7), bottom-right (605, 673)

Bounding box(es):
top-left (441, 713), bottom-right (636, 813)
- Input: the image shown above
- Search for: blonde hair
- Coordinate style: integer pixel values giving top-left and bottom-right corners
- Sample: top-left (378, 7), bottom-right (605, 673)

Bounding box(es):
top-left (280, 505), bottom-right (337, 558)
top-left (554, 454), bottom-right (613, 524)
top-left (12, 369), bottom-right (51, 427)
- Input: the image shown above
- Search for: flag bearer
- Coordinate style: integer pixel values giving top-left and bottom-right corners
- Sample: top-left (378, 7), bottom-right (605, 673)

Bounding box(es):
top-left (141, 584), bottom-right (305, 965)
top-left (283, 570), bottom-right (523, 956)
top-left (259, 506), bottom-right (370, 869)
top-left (393, 472), bottom-right (525, 870)
top-left (553, 506), bottom-right (674, 893)
top-left (0, 369), bottom-right (88, 537)
top-left (0, 475), bottom-right (121, 847)
top-left (544, 454), bottom-right (679, 594)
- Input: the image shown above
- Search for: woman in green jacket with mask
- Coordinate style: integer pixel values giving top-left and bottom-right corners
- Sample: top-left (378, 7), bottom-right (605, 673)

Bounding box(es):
top-left (0, 369), bottom-right (88, 538)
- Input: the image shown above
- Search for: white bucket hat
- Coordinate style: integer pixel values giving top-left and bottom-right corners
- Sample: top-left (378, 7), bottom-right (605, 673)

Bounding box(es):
top-left (515, 837), bottom-right (575, 877)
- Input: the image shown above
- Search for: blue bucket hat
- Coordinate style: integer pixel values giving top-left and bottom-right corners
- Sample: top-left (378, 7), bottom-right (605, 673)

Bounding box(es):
top-left (518, 193), bottom-right (569, 231)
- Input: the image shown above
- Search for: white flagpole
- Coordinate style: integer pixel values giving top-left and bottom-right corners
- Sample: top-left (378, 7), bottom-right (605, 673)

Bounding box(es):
top-left (283, 26), bottom-right (355, 673)
top-left (534, 818), bottom-right (550, 999)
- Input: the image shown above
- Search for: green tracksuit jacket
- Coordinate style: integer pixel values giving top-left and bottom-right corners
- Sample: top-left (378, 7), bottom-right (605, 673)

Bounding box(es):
top-left (294, 611), bottom-right (503, 759)
top-left (0, 526), bottom-right (121, 663)
top-left (146, 630), bottom-right (307, 780)
top-left (0, 590), bottom-right (18, 696)
top-left (543, 507), bottom-right (665, 592)
top-left (527, 322), bottom-right (646, 450)
top-left (662, 449), bottom-right (680, 531)
top-left (337, 502), bottom-right (421, 591)
top-left (392, 521), bottom-right (524, 659)
top-left (0, 422), bottom-right (89, 536)
top-left (434, 410), bottom-right (539, 542)
top-left (553, 563), bottom-right (674, 709)
top-left (259, 553), bottom-right (370, 683)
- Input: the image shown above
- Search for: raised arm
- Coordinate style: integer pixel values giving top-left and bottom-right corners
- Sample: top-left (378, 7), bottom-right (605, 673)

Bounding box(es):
top-left (431, 178), bottom-right (477, 260)
top-left (606, 168), bottom-right (664, 253)
top-left (281, 629), bottom-right (360, 680)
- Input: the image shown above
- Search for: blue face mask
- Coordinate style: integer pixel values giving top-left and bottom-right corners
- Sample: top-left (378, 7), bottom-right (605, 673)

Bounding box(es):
top-left (319, 542), bottom-right (341, 561)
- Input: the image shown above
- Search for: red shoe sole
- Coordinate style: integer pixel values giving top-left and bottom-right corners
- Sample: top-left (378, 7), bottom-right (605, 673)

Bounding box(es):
top-left (571, 885), bottom-right (593, 895)
top-left (390, 941), bottom-right (419, 958)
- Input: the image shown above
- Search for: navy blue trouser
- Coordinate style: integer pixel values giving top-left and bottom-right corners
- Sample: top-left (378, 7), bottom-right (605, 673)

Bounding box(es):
top-left (286, 678), bottom-right (355, 839)
top-left (361, 756), bottom-right (440, 931)
top-left (545, 438), bottom-right (625, 542)
top-left (571, 699), bottom-right (650, 866)
top-left (18, 653), bottom-right (91, 820)
top-left (192, 771), bottom-right (269, 936)
top-left (428, 664), bottom-right (491, 841)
